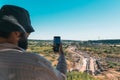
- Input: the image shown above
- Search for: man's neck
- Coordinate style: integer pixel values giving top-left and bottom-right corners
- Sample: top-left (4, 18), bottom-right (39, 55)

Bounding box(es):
top-left (0, 37), bottom-right (16, 45)
top-left (0, 37), bottom-right (8, 44)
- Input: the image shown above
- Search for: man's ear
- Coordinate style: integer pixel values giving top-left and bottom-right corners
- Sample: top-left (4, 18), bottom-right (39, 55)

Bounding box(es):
top-left (10, 31), bottom-right (21, 42)
top-left (7, 31), bottom-right (21, 45)
top-left (14, 31), bottom-right (21, 39)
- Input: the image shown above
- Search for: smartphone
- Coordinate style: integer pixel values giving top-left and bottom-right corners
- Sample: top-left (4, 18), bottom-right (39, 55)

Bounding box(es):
top-left (53, 36), bottom-right (61, 52)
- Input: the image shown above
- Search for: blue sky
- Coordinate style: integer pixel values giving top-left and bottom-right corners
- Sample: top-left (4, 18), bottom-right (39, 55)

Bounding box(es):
top-left (1, 0), bottom-right (120, 40)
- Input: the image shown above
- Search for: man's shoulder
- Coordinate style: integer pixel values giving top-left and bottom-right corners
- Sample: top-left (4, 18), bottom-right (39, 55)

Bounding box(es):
top-left (0, 50), bottom-right (61, 80)
top-left (23, 52), bottom-right (51, 66)
top-left (0, 49), bottom-right (51, 66)
top-left (23, 52), bottom-right (62, 80)
top-left (0, 49), bottom-right (65, 80)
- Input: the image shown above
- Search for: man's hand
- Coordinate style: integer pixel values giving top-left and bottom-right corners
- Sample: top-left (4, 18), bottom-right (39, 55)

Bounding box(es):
top-left (56, 43), bottom-right (67, 75)
top-left (58, 44), bottom-right (64, 55)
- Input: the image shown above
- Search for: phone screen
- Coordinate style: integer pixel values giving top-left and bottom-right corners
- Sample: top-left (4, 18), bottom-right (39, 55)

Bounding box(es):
top-left (53, 36), bottom-right (61, 52)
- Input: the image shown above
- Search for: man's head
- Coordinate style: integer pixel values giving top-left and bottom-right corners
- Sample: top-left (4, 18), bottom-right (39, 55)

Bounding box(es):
top-left (0, 5), bottom-right (35, 49)
top-left (0, 15), bottom-right (27, 44)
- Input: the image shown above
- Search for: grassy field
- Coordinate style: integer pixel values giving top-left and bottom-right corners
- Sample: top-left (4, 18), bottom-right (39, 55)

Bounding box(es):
top-left (67, 71), bottom-right (99, 80)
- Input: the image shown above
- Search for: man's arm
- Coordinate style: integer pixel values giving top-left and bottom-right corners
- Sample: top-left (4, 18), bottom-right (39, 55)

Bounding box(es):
top-left (56, 44), bottom-right (67, 75)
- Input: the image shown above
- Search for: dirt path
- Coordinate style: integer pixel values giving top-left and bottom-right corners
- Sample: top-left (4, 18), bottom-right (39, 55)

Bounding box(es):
top-left (96, 69), bottom-right (120, 80)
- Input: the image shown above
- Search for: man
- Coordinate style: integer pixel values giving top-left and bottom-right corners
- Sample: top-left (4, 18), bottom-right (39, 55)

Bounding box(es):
top-left (0, 5), bottom-right (34, 50)
top-left (0, 5), bottom-right (67, 80)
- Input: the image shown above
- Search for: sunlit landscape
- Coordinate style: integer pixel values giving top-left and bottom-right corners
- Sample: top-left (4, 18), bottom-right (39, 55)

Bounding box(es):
top-left (27, 39), bottom-right (120, 80)
top-left (1, 0), bottom-right (120, 80)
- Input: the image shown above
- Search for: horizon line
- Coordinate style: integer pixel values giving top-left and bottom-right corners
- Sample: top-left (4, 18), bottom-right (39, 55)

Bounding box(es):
top-left (28, 38), bottom-right (120, 41)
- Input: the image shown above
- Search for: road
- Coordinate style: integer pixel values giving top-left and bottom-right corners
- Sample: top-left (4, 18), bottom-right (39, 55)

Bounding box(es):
top-left (67, 46), bottom-right (98, 75)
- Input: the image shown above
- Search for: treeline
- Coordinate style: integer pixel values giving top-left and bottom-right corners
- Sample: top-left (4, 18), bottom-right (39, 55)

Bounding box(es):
top-left (87, 39), bottom-right (120, 44)
top-left (29, 39), bottom-right (120, 45)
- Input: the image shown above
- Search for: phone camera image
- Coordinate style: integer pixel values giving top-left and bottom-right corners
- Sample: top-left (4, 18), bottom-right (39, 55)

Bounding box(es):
top-left (53, 36), bottom-right (61, 52)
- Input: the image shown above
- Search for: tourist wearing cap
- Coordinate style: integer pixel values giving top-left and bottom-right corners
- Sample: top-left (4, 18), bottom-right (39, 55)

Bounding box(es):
top-left (0, 5), bottom-right (67, 80)
top-left (0, 5), bottom-right (34, 50)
